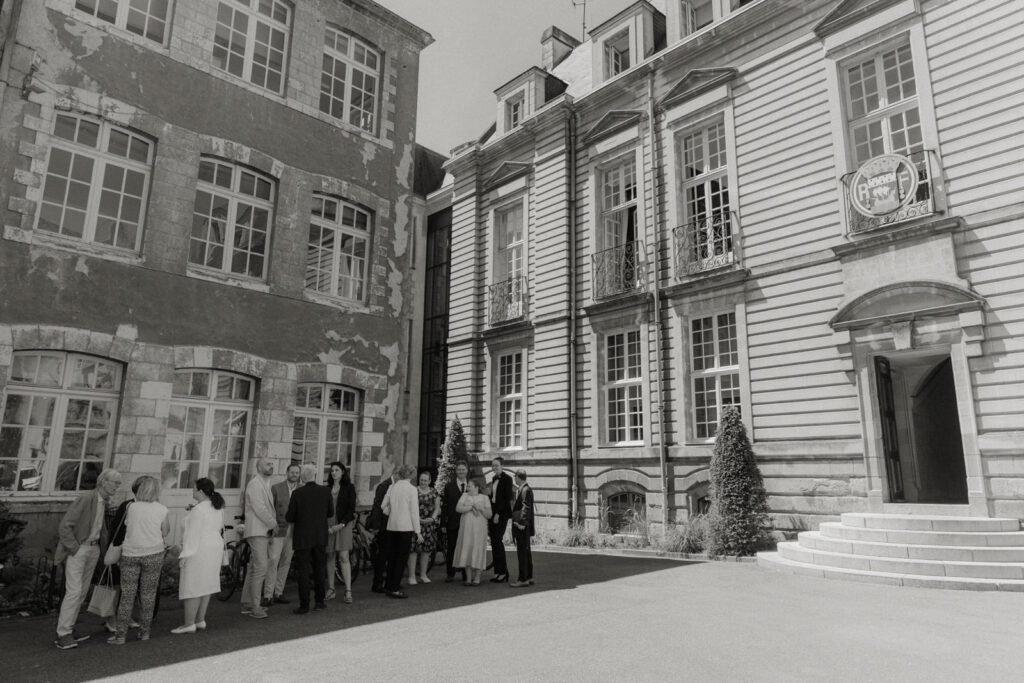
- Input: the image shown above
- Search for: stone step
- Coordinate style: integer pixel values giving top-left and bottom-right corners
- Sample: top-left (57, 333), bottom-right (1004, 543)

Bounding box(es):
top-left (819, 522), bottom-right (1024, 547)
top-left (777, 542), bottom-right (1024, 580)
top-left (798, 531), bottom-right (1024, 562)
top-left (840, 513), bottom-right (1020, 533)
top-left (757, 551), bottom-right (1024, 592)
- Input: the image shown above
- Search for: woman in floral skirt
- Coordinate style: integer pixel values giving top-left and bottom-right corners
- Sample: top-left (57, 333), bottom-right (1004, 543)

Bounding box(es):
top-left (407, 469), bottom-right (440, 584)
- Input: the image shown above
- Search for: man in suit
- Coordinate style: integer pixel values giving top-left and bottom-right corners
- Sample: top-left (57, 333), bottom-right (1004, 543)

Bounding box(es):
top-left (510, 469), bottom-right (535, 588)
top-left (54, 468), bottom-right (122, 649)
top-left (441, 460), bottom-right (470, 583)
top-left (488, 456), bottom-right (516, 583)
top-left (369, 469), bottom-right (398, 593)
top-left (285, 464), bottom-right (332, 614)
top-left (241, 457), bottom-right (276, 619)
top-left (265, 462), bottom-right (300, 605)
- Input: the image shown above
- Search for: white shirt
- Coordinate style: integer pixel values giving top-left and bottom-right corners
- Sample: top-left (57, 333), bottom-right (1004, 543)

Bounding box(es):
top-left (382, 479), bottom-right (421, 534)
top-left (122, 501), bottom-right (168, 557)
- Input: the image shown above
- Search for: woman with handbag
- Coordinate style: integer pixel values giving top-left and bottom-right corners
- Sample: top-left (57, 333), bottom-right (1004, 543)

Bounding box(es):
top-left (109, 476), bottom-right (168, 645)
top-left (172, 478), bottom-right (225, 634)
top-left (101, 479), bottom-right (156, 633)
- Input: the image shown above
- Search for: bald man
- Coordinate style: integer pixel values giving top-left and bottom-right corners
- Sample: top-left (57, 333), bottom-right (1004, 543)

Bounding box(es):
top-left (241, 457), bottom-right (277, 619)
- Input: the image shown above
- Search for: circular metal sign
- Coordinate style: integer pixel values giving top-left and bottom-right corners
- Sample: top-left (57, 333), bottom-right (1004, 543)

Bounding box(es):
top-left (850, 154), bottom-right (918, 217)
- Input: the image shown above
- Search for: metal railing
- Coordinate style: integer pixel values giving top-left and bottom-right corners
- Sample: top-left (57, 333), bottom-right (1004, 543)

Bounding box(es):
top-left (672, 212), bottom-right (738, 280)
top-left (592, 241), bottom-right (647, 300)
top-left (488, 276), bottom-right (526, 325)
top-left (843, 149), bottom-right (939, 234)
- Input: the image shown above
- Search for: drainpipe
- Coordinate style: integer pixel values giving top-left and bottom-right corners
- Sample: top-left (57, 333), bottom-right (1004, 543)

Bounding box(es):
top-left (566, 104), bottom-right (580, 525)
top-left (647, 68), bottom-right (670, 543)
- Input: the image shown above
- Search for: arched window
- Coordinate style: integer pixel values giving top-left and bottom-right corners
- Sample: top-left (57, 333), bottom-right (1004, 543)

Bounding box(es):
top-left (1, 352), bottom-right (122, 494)
top-left (163, 369), bottom-right (255, 490)
top-left (292, 383), bottom-right (359, 480)
top-left (601, 486), bottom-right (647, 534)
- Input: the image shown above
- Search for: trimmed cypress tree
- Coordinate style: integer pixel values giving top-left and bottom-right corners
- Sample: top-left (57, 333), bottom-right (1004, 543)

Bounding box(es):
top-left (707, 407), bottom-right (770, 557)
top-left (434, 415), bottom-right (469, 495)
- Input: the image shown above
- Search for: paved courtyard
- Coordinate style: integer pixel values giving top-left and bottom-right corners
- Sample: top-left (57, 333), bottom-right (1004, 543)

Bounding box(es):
top-left (2, 550), bottom-right (1023, 682)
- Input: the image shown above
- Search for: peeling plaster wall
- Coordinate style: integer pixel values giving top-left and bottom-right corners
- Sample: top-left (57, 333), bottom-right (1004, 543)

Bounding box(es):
top-left (0, 0), bottom-right (430, 535)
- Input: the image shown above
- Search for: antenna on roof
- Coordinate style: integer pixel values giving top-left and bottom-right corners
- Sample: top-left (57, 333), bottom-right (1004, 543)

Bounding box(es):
top-left (571, 0), bottom-right (587, 37)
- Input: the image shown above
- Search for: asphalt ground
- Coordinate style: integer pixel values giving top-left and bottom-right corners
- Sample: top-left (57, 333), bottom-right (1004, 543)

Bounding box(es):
top-left (2, 549), bottom-right (1023, 682)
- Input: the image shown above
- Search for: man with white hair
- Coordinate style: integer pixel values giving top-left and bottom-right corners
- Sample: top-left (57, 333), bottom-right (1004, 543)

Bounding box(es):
top-left (54, 468), bottom-right (122, 649)
top-left (381, 464), bottom-right (423, 599)
top-left (285, 464), bottom-right (332, 614)
top-left (241, 457), bottom-right (276, 618)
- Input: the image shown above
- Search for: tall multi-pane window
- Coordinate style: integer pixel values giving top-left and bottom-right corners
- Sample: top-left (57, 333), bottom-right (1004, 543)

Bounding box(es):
top-left (844, 42), bottom-right (922, 166)
top-left (604, 30), bottom-right (630, 79)
top-left (164, 369), bottom-right (253, 490)
top-left (74, 0), bottom-right (173, 43)
top-left (0, 352), bottom-right (121, 494)
top-left (320, 27), bottom-right (381, 133)
top-left (496, 351), bottom-right (523, 449)
top-left (601, 157), bottom-right (638, 250)
top-left (680, 119), bottom-right (732, 264)
top-left (292, 384), bottom-right (359, 479)
top-left (190, 157), bottom-right (274, 279)
top-left (494, 202), bottom-right (524, 283)
top-left (691, 312), bottom-right (740, 439)
top-left (213, 0), bottom-right (291, 94)
top-left (506, 95), bottom-right (524, 131)
top-left (604, 330), bottom-right (644, 444)
top-left (306, 194), bottom-right (371, 301)
top-left (38, 114), bottom-right (153, 251)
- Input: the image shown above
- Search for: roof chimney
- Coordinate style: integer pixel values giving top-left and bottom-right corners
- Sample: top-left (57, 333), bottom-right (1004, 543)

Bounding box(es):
top-left (541, 26), bottom-right (580, 70)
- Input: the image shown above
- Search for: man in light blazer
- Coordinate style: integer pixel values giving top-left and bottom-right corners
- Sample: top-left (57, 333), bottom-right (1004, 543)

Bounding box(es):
top-left (241, 458), bottom-right (277, 619)
top-left (265, 462), bottom-right (301, 604)
top-left (510, 469), bottom-right (535, 588)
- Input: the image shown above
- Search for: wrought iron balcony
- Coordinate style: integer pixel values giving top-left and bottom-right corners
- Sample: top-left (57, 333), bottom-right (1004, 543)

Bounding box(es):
top-left (673, 212), bottom-right (738, 280)
top-left (489, 276), bottom-right (526, 325)
top-left (592, 241), bottom-right (647, 300)
top-left (843, 149), bottom-right (939, 234)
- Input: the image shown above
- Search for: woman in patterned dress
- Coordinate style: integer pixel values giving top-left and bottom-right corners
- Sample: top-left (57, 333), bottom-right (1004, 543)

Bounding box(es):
top-left (325, 462), bottom-right (356, 602)
top-left (406, 469), bottom-right (440, 585)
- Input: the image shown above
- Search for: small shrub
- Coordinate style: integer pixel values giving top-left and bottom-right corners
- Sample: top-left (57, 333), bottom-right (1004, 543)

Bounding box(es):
top-left (707, 407), bottom-right (770, 557)
top-left (559, 523), bottom-right (596, 548)
top-left (656, 515), bottom-right (709, 554)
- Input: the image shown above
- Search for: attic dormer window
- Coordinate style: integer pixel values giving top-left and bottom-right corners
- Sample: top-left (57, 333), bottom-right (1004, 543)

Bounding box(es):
top-left (506, 94), bottom-right (524, 130)
top-left (682, 0), bottom-right (714, 34)
top-left (604, 30), bottom-right (631, 78)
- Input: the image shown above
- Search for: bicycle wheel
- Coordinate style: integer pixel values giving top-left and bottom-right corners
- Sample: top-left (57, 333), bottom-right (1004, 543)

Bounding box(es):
top-left (217, 545), bottom-right (238, 601)
top-left (234, 542), bottom-right (249, 596)
top-left (349, 544), bottom-right (366, 583)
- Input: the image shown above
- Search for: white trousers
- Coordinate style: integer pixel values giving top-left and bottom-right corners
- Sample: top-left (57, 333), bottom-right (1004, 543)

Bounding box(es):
top-left (56, 544), bottom-right (100, 637)
top-left (265, 528), bottom-right (293, 597)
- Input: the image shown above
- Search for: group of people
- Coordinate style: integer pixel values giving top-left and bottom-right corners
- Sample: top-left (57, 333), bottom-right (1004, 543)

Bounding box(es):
top-left (51, 456), bottom-right (535, 649)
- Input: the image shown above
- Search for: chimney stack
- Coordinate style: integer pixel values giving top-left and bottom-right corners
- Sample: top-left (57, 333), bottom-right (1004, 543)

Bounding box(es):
top-left (541, 26), bottom-right (580, 70)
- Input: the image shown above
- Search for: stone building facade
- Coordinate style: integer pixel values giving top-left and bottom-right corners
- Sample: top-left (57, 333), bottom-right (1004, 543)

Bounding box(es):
top-left (442, 0), bottom-right (1024, 535)
top-left (0, 0), bottom-right (432, 546)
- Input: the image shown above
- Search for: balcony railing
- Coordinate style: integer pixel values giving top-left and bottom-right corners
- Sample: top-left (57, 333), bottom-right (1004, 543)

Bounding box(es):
top-left (592, 241), bottom-right (647, 300)
top-left (489, 276), bottom-right (526, 325)
top-left (843, 149), bottom-right (939, 234)
top-left (673, 212), bottom-right (738, 280)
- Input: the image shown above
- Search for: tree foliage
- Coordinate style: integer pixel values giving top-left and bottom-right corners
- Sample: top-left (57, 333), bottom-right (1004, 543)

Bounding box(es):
top-left (707, 407), bottom-right (770, 557)
top-left (0, 497), bottom-right (26, 564)
top-left (434, 415), bottom-right (469, 495)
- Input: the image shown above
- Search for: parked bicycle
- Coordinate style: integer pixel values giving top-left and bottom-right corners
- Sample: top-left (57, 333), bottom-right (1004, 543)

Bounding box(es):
top-left (217, 515), bottom-right (249, 601)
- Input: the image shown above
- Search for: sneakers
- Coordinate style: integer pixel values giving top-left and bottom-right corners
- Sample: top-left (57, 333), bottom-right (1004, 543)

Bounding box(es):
top-left (240, 605), bottom-right (253, 615)
top-left (106, 635), bottom-right (125, 646)
top-left (54, 634), bottom-right (79, 650)
top-left (248, 609), bottom-right (269, 619)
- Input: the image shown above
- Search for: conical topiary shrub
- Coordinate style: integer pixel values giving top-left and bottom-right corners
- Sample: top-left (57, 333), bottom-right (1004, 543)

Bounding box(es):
top-left (707, 407), bottom-right (770, 557)
top-left (434, 415), bottom-right (469, 495)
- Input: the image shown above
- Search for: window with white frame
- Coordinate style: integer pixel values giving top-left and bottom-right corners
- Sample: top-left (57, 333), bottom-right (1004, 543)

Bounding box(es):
top-left (291, 384), bottom-right (359, 479)
top-left (843, 40), bottom-right (922, 167)
top-left (604, 29), bottom-right (631, 79)
top-left (320, 26), bottom-right (381, 133)
top-left (306, 194), bottom-right (372, 301)
top-left (506, 94), bottom-right (525, 131)
top-left (681, 0), bottom-right (714, 34)
top-left (0, 352), bottom-right (121, 494)
top-left (163, 369), bottom-right (254, 491)
top-left (213, 0), bottom-right (291, 94)
top-left (604, 329), bottom-right (644, 444)
top-left (494, 201), bottom-right (524, 284)
top-left (496, 350), bottom-right (524, 449)
top-left (679, 119), bottom-right (732, 265)
top-left (190, 157), bottom-right (274, 279)
top-left (601, 156), bottom-right (638, 251)
top-left (691, 312), bottom-right (740, 439)
top-left (74, 0), bottom-right (173, 43)
top-left (38, 113), bottom-right (153, 251)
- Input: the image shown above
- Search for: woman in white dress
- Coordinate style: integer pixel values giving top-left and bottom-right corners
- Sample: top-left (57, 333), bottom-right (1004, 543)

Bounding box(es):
top-left (452, 478), bottom-right (492, 586)
top-left (173, 478), bottom-right (225, 634)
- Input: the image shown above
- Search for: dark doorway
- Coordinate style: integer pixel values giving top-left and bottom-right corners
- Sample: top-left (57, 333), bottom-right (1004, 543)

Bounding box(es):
top-left (418, 207), bottom-right (451, 471)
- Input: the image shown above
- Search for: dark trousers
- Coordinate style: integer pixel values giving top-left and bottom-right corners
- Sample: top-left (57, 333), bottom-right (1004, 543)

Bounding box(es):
top-left (293, 545), bottom-right (326, 608)
top-left (488, 516), bottom-right (510, 575)
top-left (513, 528), bottom-right (533, 582)
top-left (384, 530), bottom-right (414, 592)
top-left (445, 526), bottom-right (466, 580)
top-left (372, 529), bottom-right (390, 590)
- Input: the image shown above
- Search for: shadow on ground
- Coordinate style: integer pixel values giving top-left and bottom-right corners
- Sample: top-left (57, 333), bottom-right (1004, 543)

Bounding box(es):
top-left (0, 550), bottom-right (696, 682)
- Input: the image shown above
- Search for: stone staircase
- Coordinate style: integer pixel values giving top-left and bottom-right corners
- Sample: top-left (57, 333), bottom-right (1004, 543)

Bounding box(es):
top-left (757, 512), bottom-right (1024, 591)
